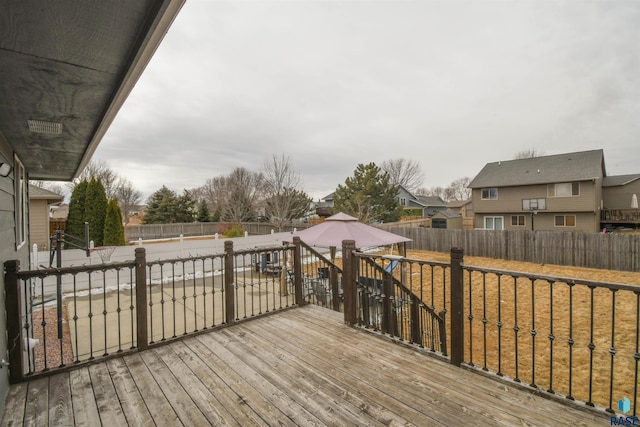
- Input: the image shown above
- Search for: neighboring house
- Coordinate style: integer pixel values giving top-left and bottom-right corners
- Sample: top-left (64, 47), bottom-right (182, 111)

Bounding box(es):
top-left (414, 195), bottom-right (447, 217)
top-left (28, 185), bottom-right (64, 250)
top-left (0, 1), bottom-right (183, 412)
top-left (601, 174), bottom-right (640, 229)
top-left (316, 192), bottom-right (335, 217)
top-left (468, 149), bottom-right (640, 232)
top-left (447, 199), bottom-right (473, 218)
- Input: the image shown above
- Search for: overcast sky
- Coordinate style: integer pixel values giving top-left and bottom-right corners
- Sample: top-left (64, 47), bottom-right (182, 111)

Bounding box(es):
top-left (94, 0), bottom-right (640, 201)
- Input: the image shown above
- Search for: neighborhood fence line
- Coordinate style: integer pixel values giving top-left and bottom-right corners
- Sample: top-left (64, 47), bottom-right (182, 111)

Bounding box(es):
top-left (379, 227), bottom-right (640, 272)
top-left (124, 222), bottom-right (309, 242)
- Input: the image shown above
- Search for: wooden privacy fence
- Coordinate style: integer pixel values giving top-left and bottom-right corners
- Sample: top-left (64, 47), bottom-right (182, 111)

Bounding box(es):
top-left (380, 227), bottom-right (640, 272)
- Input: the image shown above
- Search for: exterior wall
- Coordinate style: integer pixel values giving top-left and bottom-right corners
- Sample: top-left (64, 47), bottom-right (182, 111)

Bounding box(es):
top-left (474, 212), bottom-right (598, 232)
top-left (29, 199), bottom-right (50, 250)
top-left (472, 180), bottom-right (600, 232)
top-left (603, 180), bottom-right (640, 209)
top-left (0, 135), bottom-right (30, 409)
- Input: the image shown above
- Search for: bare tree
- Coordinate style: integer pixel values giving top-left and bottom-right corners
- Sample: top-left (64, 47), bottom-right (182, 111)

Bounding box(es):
top-left (262, 154), bottom-right (311, 230)
top-left (69, 159), bottom-right (120, 198)
top-left (417, 185), bottom-right (447, 201)
top-left (514, 149), bottom-right (545, 159)
top-left (115, 178), bottom-right (143, 224)
top-left (380, 158), bottom-right (424, 193)
top-left (444, 177), bottom-right (472, 201)
top-left (221, 168), bottom-right (265, 223)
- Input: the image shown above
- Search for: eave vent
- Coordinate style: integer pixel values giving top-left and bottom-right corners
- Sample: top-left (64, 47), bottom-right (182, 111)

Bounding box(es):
top-left (27, 120), bottom-right (62, 135)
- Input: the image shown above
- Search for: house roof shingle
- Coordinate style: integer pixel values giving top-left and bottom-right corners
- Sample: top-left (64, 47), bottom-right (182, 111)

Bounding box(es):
top-left (602, 174), bottom-right (640, 187)
top-left (468, 149), bottom-right (605, 188)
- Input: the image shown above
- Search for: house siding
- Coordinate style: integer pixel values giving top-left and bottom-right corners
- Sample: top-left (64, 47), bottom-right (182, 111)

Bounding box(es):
top-left (29, 199), bottom-right (50, 250)
top-left (0, 138), bottom-right (30, 408)
top-left (603, 180), bottom-right (640, 209)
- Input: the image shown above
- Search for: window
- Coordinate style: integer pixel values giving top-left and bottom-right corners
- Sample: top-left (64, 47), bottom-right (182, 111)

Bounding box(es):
top-left (548, 182), bottom-right (580, 197)
top-left (555, 215), bottom-right (576, 227)
top-left (398, 197), bottom-right (406, 206)
top-left (484, 216), bottom-right (503, 230)
top-left (522, 198), bottom-right (546, 211)
top-left (15, 156), bottom-right (27, 249)
top-left (481, 188), bottom-right (498, 200)
top-left (511, 215), bottom-right (525, 226)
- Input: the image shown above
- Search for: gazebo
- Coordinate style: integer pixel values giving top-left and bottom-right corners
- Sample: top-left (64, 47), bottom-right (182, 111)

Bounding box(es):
top-left (286, 212), bottom-right (411, 259)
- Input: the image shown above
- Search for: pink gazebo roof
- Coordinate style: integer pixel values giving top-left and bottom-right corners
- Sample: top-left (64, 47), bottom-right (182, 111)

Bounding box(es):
top-left (286, 212), bottom-right (411, 249)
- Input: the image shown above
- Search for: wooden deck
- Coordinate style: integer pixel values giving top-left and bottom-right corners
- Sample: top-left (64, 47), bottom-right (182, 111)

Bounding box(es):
top-left (2, 305), bottom-right (607, 426)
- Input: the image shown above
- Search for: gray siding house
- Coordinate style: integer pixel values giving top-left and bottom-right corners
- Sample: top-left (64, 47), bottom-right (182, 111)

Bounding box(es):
top-left (468, 150), bottom-right (606, 232)
top-left (0, 1), bottom-right (183, 412)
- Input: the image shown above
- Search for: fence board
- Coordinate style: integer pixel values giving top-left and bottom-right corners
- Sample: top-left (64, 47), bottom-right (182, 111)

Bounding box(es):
top-left (381, 227), bottom-right (640, 272)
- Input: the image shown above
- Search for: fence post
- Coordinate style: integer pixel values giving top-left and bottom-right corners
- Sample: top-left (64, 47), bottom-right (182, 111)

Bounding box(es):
top-left (293, 237), bottom-right (304, 306)
top-left (5, 260), bottom-right (24, 383)
top-left (135, 248), bottom-right (148, 351)
top-left (450, 247), bottom-right (464, 366)
top-left (224, 241), bottom-right (235, 324)
top-left (342, 240), bottom-right (357, 325)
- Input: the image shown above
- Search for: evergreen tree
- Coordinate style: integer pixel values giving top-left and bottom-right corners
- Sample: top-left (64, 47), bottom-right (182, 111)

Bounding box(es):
top-left (143, 186), bottom-right (178, 224)
top-left (85, 177), bottom-right (108, 246)
top-left (65, 179), bottom-right (88, 249)
top-left (103, 198), bottom-right (126, 246)
top-left (333, 162), bottom-right (403, 223)
top-left (196, 200), bottom-right (212, 222)
top-left (175, 190), bottom-right (196, 223)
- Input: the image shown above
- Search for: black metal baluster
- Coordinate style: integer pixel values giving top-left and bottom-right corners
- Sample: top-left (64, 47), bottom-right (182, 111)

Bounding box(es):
top-left (129, 267), bottom-right (135, 350)
top-left (72, 274), bottom-right (80, 362)
top-left (467, 270), bottom-right (474, 367)
top-left (482, 271), bottom-right (489, 371)
top-left (633, 291), bottom-right (639, 417)
top-left (115, 268), bottom-right (123, 353)
top-left (148, 264), bottom-right (155, 344)
top-left (102, 268), bottom-right (108, 356)
top-left (201, 258), bottom-right (207, 330)
top-left (40, 276), bottom-right (48, 370)
top-left (159, 262), bottom-right (165, 341)
top-left (171, 263), bottom-right (177, 338)
top-left (88, 271), bottom-right (94, 360)
top-left (182, 261), bottom-right (188, 335)
top-left (587, 285), bottom-right (596, 407)
top-left (607, 289), bottom-right (618, 414)
top-left (497, 273), bottom-right (503, 377)
top-left (192, 259), bottom-right (198, 332)
top-left (566, 281), bottom-right (575, 401)
top-left (530, 278), bottom-right (537, 388)
top-left (236, 265), bottom-right (242, 321)
top-left (513, 276), bottom-right (520, 383)
top-left (547, 280), bottom-right (555, 394)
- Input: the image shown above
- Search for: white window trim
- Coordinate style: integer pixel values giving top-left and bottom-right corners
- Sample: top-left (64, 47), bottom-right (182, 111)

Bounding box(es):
top-left (484, 216), bottom-right (504, 230)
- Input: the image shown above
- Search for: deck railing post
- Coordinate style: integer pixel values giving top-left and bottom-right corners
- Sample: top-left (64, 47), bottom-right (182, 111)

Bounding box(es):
top-left (293, 237), bottom-right (304, 306)
top-left (135, 248), bottom-right (148, 351)
top-left (450, 247), bottom-right (464, 366)
top-left (330, 266), bottom-right (340, 311)
top-left (342, 240), bottom-right (357, 325)
top-left (382, 274), bottom-right (393, 334)
top-left (5, 260), bottom-right (24, 383)
top-left (224, 241), bottom-right (235, 324)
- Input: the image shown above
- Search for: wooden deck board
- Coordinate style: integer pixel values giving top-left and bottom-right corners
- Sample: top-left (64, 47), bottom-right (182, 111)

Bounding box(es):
top-left (1, 305), bottom-right (609, 426)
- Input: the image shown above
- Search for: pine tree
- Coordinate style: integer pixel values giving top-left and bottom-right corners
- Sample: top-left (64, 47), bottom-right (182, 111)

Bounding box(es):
top-left (64, 179), bottom-right (89, 249)
top-left (333, 162), bottom-right (403, 223)
top-left (103, 198), bottom-right (126, 246)
top-left (85, 177), bottom-right (108, 246)
top-left (143, 186), bottom-right (178, 224)
top-left (196, 200), bottom-right (212, 222)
